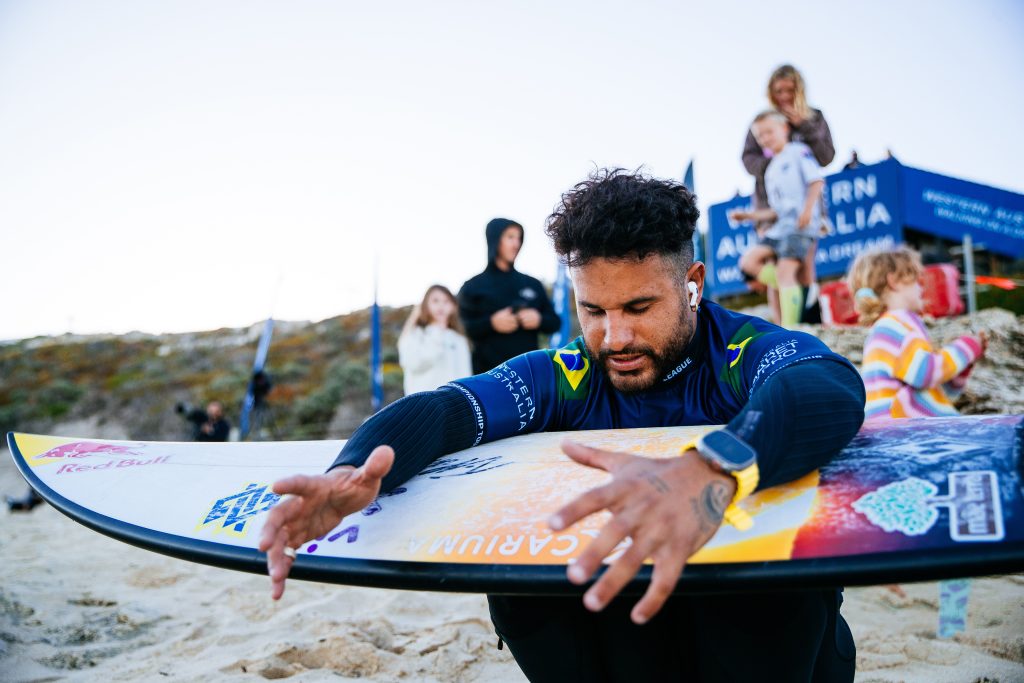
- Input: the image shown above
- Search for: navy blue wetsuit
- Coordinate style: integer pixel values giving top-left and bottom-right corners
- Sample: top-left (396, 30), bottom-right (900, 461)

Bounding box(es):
top-left (331, 301), bottom-right (864, 682)
top-left (447, 301), bottom-right (852, 480)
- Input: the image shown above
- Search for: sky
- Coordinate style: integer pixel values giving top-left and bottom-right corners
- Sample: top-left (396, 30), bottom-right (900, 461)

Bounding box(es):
top-left (2, 0), bottom-right (1022, 340)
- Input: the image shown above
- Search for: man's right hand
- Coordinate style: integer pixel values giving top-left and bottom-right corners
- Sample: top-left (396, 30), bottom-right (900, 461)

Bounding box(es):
top-left (490, 307), bottom-right (519, 334)
top-left (258, 445), bottom-right (395, 600)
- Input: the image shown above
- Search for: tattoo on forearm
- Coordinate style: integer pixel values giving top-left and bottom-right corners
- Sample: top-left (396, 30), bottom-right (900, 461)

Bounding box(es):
top-left (690, 481), bottom-right (732, 534)
top-left (644, 473), bottom-right (671, 494)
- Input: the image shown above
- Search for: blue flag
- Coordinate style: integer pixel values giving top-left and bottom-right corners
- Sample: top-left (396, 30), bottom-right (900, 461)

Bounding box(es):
top-left (371, 298), bottom-right (384, 413)
top-left (683, 159), bottom-right (705, 264)
top-left (240, 317), bottom-right (275, 440)
top-left (549, 261), bottom-right (572, 348)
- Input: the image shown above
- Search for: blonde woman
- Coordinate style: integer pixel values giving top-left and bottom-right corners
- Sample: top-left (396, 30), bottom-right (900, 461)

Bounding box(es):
top-left (397, 285), bottom-right (472, 395)
top-left (741, 64), bottom-right (835, 322)
top-left (743, 64), bottom-right (835, 192)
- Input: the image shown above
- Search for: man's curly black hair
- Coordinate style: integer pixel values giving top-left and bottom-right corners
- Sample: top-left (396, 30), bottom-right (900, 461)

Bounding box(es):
top-left (545, 168), bottom-right (699, 271)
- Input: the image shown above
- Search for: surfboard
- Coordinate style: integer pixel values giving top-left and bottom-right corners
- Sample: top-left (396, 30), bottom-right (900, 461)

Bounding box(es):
top-left (7, 414), bottom-right (1024, 594)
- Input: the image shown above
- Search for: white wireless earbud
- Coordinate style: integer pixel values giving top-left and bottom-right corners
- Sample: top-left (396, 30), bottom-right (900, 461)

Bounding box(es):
top-left (687, 281), bottom-right (699, 307)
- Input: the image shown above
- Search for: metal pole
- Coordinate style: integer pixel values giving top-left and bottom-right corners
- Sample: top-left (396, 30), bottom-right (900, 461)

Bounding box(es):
top-left (963, 234), bottom-right (977, 316)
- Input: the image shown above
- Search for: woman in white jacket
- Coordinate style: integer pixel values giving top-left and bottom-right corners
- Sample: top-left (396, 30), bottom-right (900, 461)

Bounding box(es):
top-left (397, 285), bottom-right (472, 395)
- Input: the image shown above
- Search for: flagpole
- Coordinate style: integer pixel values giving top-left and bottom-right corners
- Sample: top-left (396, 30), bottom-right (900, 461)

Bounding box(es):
top-left (239, 273), bottom-right (283, 440)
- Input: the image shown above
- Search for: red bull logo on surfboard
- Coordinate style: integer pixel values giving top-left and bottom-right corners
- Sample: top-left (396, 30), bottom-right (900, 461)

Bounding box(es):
top-left (55, 455), bottom-right (171, 475)
top-left (32, 442), bottom-right (141, 463)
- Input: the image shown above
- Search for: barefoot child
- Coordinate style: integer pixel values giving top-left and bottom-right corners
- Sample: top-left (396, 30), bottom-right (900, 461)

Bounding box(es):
top-left (848, 246), bottom-right (986, 420)
top-left (732, 110), bottom-right (825, 327)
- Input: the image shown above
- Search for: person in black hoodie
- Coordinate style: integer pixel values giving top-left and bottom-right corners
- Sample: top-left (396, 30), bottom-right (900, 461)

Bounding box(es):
top-left (458, 218), bottom-right (562, 374)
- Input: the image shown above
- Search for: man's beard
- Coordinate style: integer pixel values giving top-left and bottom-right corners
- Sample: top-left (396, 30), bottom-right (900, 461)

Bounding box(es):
top-left (584, 314), bottom-right (692, 394)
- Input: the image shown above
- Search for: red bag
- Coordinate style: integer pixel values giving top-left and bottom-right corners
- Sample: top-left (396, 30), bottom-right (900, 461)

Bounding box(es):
top-left (820, 281), bottom-right (860, 326)
top-left (921, 264), bottom-right (964, 318)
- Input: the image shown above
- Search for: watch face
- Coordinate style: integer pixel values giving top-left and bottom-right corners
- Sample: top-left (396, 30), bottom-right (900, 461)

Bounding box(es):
top-left (700, 430), bottom-right (757, 470)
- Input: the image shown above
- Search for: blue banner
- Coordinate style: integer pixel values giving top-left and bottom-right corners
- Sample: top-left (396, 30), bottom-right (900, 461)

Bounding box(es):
top-left (901, 168), bottom-right (1024, 258)
top-left (706, 196), bottom-right (759, 297)
top-left (817, 159), bottom-right (904, 277)
top-left (549, 261), bottom-right (572, 348)
top-left (706, 160), bottom-right (904, 298)
top-left (252, 318), bottom-right (274, 371)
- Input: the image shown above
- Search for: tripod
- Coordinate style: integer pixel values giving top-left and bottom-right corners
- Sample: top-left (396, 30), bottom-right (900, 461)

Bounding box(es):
top-left (246, 402), bottom-right (282, 441)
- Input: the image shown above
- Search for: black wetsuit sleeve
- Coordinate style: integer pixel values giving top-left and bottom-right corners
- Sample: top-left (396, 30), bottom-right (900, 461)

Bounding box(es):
top-left (726, 359), bottom-right (865, 490)
top-left (327, 387), bottom-right (477, 492)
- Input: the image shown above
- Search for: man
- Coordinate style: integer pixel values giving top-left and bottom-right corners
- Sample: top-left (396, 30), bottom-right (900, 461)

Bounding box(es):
top-left (458, 218), bottom-right (562, 373)
top-left (261, 170), bottom-right (864, 681)
top-left (199, 401), bottom-right (230, 441)
top-left (185, 401), bottom-right (230, 442)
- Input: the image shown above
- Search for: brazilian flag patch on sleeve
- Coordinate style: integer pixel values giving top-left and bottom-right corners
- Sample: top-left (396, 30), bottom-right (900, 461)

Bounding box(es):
top-left (719, 322), bottom-right (765, 400)
top-left (549, 343), bottom-right (591, 399)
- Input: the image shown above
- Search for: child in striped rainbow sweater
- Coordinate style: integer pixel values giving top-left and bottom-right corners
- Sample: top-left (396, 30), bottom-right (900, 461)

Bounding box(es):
top-left (847, 246), bottom-right (986, 420)
top-left (848, 245), bottom-right (988, 635)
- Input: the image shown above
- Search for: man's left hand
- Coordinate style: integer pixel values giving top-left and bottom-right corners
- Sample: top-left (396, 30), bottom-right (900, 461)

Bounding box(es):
top-left (548, 441), bottom-right (736, 625)
top-left (516, 308), bottom-right (542, 330)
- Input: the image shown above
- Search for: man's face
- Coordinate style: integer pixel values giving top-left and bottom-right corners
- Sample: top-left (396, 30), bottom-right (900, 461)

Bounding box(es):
top-left (572, 254), bottom-right (703, 393)
top-left (497, 226), bottom-right (523, 265)
top-left (207, 402), bottom-right (222, 420)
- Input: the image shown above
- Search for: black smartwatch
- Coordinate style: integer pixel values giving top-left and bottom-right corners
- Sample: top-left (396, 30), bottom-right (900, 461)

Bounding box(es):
top-left (694, 429), bottom-right (760, 530)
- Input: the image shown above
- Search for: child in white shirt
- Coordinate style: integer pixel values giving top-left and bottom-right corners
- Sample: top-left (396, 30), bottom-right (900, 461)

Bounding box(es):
top-left (732, 110), bottom-right (825, 326)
